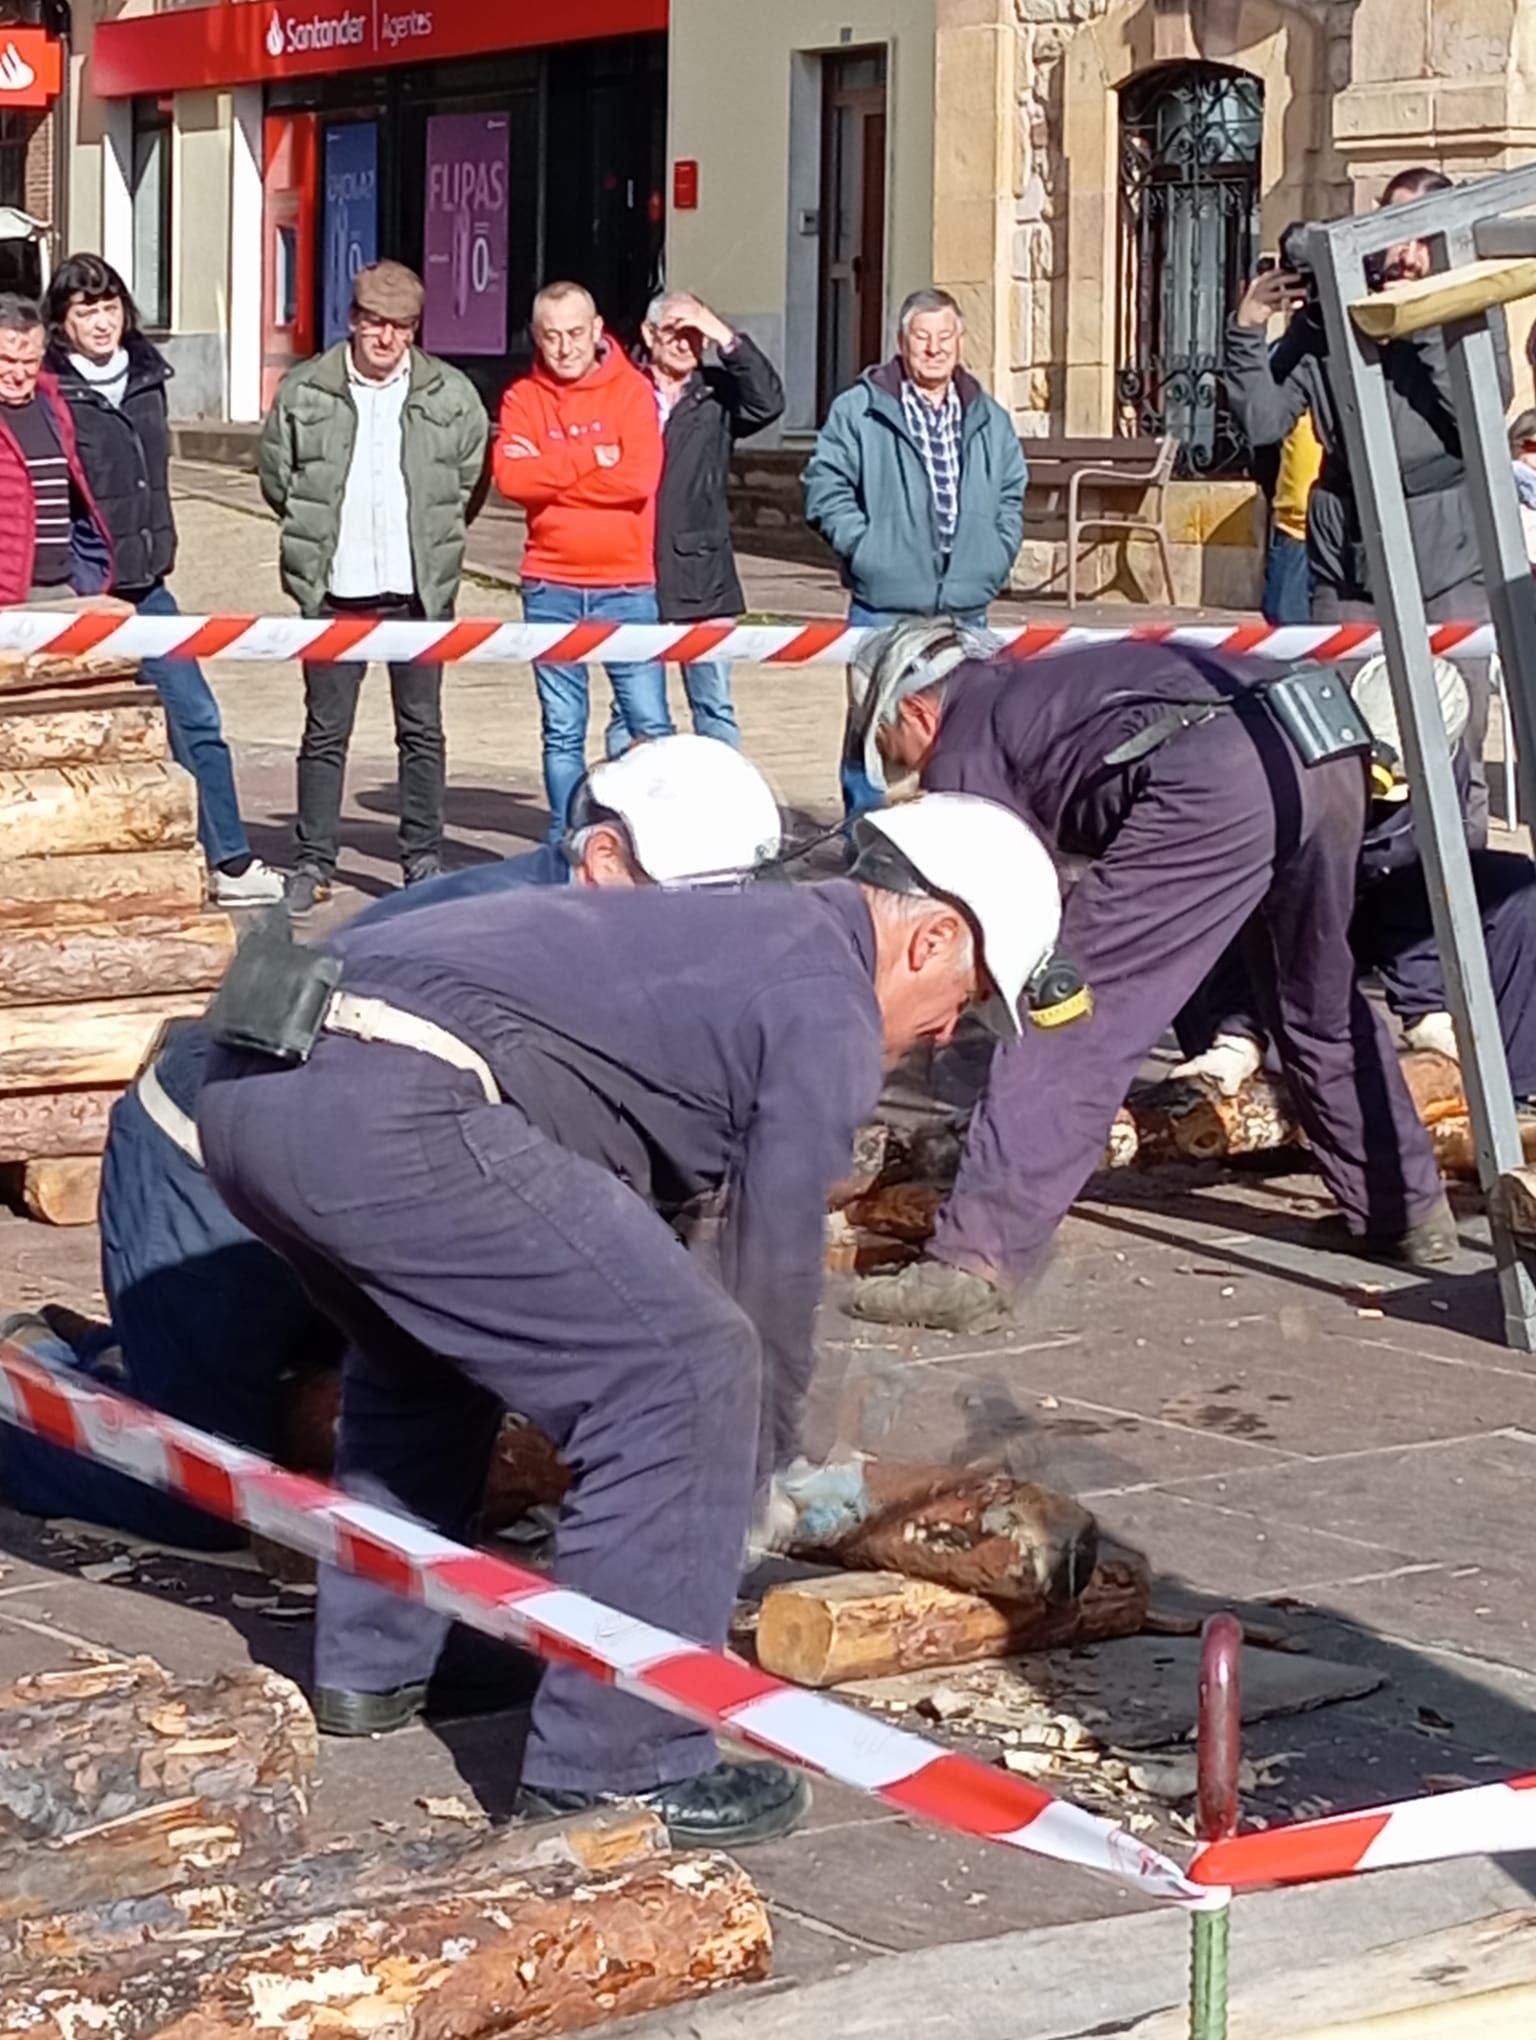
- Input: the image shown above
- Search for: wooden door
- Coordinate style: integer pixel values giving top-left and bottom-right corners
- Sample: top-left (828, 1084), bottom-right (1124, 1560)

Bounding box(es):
top-left (261, 112), bottom-right (318, 411)
top-left (817, 48), bottom-right (888, 418)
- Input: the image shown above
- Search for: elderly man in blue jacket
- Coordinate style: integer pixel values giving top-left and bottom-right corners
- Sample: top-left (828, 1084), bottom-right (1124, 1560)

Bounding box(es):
top-left (804, 287), bottom-right (1027, 816)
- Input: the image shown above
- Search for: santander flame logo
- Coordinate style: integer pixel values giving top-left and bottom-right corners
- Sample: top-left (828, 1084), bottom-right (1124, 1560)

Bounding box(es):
top-left (0, 42), bottom-right (37, 92)
top-left (265, 11), bottom-right (285, 57)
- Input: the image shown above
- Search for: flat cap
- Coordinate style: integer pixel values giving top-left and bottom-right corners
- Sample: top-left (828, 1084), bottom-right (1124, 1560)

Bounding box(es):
top-left (352, 260), bottom-right (424, 324)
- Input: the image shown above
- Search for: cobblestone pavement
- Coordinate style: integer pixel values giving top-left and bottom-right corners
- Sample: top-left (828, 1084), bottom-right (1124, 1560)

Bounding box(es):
top-left (0, 473), bottom-right (1532, 2031)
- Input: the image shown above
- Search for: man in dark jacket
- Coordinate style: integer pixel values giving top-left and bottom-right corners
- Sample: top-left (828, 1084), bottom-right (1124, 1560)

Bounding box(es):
top-left (625, 291), bottom-right (784, 747)
top-left (1222, 167), bottom-right (1508, 841)
top-left (803, 288), bottom-right (1027, 815)
top-left (0, 293), bottom-right (112, 605)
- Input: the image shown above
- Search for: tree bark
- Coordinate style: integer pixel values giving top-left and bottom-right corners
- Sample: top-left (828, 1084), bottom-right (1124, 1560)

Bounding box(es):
top-left (756, 1545), bottom-right (1151, 1688)
top-left (19, 1155), bottom-right (102, 1225)
top-left (0, 1658), bottom-right (315, 1923)
top-left (802, 1464), bottom-right (1101, 1610)
top-left (0, 849), bottom-right (208, 929)
top-left (6, 1854), bottom-right (771, 2040)
top-left (0, 762), bottom-right (196, 860)
top-left (0, 697), bottom-right (165, 771)
top-left (0, 653), bottom-right (139, 698)
top-left (0, 992), bottom-right (208, 1090)
top-left (0, 1088), bottom-right (121, 1160)
top-left (0, 913), bottom-right (234, 1008)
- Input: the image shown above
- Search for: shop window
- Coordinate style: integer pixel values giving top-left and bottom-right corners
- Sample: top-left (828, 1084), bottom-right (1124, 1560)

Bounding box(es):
top-left (131, 97), bottom-right (173, 331)
top-left (0, 113), bottom-right (25, 212)
top-left (1117, 63), bottom-right (1262, 476)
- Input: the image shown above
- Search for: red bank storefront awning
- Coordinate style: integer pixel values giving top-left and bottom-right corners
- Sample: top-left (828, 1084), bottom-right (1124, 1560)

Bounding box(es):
top-left (94, 0), bottom-right (668, 98)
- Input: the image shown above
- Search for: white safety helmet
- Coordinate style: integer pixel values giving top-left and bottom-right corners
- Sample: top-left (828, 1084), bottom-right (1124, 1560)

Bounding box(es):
top-left (574, 734), bottom-right (783, 886)
top-left (851, 792), bottom-right (1063, 1041)
top-left (847, 617), bottom-right (999, 791)
top-left (1349, 655), bottom-right (1469, 802)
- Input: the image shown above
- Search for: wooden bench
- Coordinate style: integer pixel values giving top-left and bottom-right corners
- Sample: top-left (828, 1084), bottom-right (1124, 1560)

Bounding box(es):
top-left (1021, 434), bottom-right (1178, 607)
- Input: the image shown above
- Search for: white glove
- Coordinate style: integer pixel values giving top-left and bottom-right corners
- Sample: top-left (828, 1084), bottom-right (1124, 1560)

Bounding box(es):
top-left (1170, 1032), bottom-right (1264, 1097)
top-left (1404, 1010), bottom-right (1460, 1062)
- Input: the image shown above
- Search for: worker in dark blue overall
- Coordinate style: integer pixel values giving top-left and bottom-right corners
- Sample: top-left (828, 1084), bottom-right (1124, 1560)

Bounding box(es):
top-left (842, 622), bottom-right (1454, 1334)
top-left (0, 738), bottom-right (783, 1550)
top-left (194, 792), bottom-right (1063, 1847)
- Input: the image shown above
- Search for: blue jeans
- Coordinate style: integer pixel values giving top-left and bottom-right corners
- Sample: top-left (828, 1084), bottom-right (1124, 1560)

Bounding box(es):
top-left (522, 581), bottom-right (673, 839)
top-left (840, 601), bottom-right (987, 819)
top-left (1262, 531), bottom-right (1312, 626)
top-left (134, 580), bottom-right (251, 868)
top-left (608, 659), bottom-right (741, 755)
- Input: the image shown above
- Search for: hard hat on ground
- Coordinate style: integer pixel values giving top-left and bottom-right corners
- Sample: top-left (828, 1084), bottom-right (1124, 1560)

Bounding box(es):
top-left (1349, 655), bottom-right (1469, 801)
top-left (573, 735), bottom-right (783, 885)
top-left (850, 792), bottom-right (1062, 1041)
top-left (847, 618), bottom-right (997, 791)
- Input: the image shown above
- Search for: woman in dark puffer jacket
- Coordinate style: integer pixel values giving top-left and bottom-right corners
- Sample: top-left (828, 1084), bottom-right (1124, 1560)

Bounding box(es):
top-left (44, 254), bottom-right (281, 905)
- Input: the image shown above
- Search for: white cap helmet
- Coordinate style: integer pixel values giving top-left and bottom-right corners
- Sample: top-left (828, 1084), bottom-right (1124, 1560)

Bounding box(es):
top-left (851, 792), bottom-right (1063, 1041)
top-left (1349, 656), bottom-right (1469, 802)
top-left (575, 735), bottom-right (783, 885)
top-left (847, 617), bottom-right (998, 790)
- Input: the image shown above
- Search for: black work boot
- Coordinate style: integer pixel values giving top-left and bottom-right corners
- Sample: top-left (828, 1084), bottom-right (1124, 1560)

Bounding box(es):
top-left (285, 866), bottom-right (333, 917)
top-left (848, 1259), bottom-right (1011, 1332)
top-left (313, 1683), bottom-right (428, 1737)
top-left (518, 1759), bottom-right (809, 1849)
top-left (1315, 1195), bottom-right (1459, 1269)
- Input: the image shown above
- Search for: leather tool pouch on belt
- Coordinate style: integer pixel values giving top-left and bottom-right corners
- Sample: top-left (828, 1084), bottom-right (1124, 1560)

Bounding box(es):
top-left (205, 910), bottom-right (343, 1064)
top-left (1104, 664), bottom-right (1371, 771)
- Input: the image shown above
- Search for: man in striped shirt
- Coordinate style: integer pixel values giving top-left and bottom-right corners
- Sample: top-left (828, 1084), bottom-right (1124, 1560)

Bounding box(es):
top-left (0, 294), bottom-right (112, 605)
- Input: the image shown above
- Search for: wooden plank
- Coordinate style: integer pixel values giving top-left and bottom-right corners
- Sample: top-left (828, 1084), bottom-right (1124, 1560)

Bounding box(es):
top-left (0, 912), bottom-right (234, 1007)
top-left (0, 992), bottom-right (208, 1090)
top-left (0, 848), bottom-right (207, 928)
top-left (1350, 256), bottom-right (1536, 339)
top-left (0, 1087), bottom-right (121, 1161)
top-left (0, 762), bottom-right (196, 860)
top-left (20, 1155), bottom-right (102, 1225)
top-left (0, 653), bottom-right (139, 698)
top-left (0, 699), bottom-right (165, 771)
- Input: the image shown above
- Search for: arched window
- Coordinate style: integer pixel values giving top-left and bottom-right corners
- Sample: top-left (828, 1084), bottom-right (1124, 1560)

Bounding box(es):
top-left (1117, 63), bottom-right (1263, 475)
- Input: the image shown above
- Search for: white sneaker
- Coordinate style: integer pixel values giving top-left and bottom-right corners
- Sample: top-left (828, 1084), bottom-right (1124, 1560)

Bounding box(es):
top-left (1403, 1010), bottom-right (1460, 1062)
top-left (212, 858), bottom-right (285, 907)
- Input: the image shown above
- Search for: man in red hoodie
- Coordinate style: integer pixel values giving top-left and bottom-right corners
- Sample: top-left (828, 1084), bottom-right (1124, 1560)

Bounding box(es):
top-left (495, 283), bottom-right (673, 838)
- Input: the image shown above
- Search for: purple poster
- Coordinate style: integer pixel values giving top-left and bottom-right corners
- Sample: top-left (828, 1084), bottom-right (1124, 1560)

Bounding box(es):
top-left (422, 113), bottom-right (509, 356)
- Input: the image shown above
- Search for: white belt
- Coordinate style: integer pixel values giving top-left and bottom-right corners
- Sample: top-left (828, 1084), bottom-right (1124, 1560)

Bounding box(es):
top-left (323, 991), bottom-right (500, 1104)
top-left (136, 1060), bottom-right (205, 1167)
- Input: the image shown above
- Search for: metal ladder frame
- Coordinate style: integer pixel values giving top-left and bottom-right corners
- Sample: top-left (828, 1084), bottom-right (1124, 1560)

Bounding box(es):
top-left (1306, 166), bottom-right (1536, 1351)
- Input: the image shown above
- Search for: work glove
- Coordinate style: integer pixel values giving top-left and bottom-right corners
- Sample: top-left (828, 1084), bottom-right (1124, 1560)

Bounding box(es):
top-left (1170, 1031), bottom-right (1265, 1097)
top-left (1403, 1011), bottom-right (1459, 1062)
top-left (748, 1456), bottom-right (873, 1558)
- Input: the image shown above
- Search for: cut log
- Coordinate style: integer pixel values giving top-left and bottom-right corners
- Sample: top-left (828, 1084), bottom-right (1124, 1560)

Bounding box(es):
top-left (1350, 256), bottom-right (1536, 340)
top-left (756, 1544), bottom-right (1151, 1688)
top-left (20, 1155), bottom-right (102, 1226)
top-left (0, 1658), bottom-right (314, 1921)
top-left (0, 1088), bottom-right (121, 1161)
top-left (1490, 1166), bottom-right (1536, 1241)
top-left (0, 992), bottom-right (208, 1090)
top-left (842, 1181), bottom-right (945, 1242)
top-left (0, 761), bottom-right (196, 860)
top-left (0, 912), bottom-right (235, 1008)
top-left (0, 652), bottom-right (139, 698)
top-left (6, 1851), bottom-right (771, 2040)
top-left (0, 848), bottom-right (207, 928)
top-left (802, 1463), bottom-right (1101, 1611)
top-left (0, 697), bottom-right (165, 770)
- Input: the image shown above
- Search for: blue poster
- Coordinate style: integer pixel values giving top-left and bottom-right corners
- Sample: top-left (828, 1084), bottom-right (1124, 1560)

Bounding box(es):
top-left (321, 122), bottom-right (378, 348)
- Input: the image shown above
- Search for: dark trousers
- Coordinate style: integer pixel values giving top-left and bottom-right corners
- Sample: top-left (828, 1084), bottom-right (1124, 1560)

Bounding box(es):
top-left (1262, 532), bottom-right (1312, 626)
top-left (198, 1039), bottom-right (761, 1795)
top-left (931, 713), bottom-right (1447, 1279)
top-left (295, 595), bottom-right (444, 877)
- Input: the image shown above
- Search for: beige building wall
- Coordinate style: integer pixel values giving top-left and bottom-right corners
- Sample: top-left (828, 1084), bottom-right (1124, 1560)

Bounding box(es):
top-left (666, 0), bottom-right (937, 432)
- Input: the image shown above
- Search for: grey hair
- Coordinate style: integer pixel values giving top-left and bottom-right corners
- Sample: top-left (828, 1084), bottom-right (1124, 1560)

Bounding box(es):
top-left (532, 280), bottom-right (596, 321)
top-left (644, 291), bottom-right (671, 326)
top-left (865, 884), bottom-right (977, 974)
top-left (898, 288), bottom-right (963, 336)
top-left (0, 294), bottom-right (43, 335)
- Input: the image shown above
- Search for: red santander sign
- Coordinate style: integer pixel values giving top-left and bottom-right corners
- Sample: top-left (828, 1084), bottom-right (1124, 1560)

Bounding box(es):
top-left (0, 28), bottom-right (63, 109)
top-left (95, 0), bottom-right (667, 99)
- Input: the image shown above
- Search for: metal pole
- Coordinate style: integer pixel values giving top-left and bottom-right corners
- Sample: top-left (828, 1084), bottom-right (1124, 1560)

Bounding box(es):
top-left (1306, 208), bottom-right (1536, 1350)
top-left (1189, 1612), bottom-right (1242, 2040)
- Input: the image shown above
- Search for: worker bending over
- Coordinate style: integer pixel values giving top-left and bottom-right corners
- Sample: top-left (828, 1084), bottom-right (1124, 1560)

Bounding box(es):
top-left (195, 793), bottom-right (1064, 1847)
top-left (847, 622), bottom-right (1454, 1334)
top-left (0, 739), bottom-right (782, 1555)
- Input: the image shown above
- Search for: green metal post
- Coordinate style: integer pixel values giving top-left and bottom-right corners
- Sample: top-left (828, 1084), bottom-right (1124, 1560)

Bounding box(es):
top-left (1189, 1612), bottom-right (1242, 2040)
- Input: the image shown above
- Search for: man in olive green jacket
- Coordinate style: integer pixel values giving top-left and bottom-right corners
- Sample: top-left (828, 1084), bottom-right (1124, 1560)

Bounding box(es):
top-left (259, 261), bottom-right (489, 911)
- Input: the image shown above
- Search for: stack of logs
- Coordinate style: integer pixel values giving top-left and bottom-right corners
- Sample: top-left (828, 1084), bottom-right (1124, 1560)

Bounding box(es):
top-left (5, 1656), bottom-right (771, 2037)
top-left (0, 652), bottom-right (236, 1226)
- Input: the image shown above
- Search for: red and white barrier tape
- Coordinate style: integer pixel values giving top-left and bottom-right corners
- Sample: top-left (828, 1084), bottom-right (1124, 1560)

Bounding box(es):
top-left (0, 1340), bottom-right (1217, 1910)
top-left (1191, 1769), bottom-right (1536, 1891)
top-left (0, 609), bottom-right (1499, 668)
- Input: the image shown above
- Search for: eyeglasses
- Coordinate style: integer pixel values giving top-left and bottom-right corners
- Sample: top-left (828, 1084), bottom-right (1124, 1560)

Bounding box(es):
top-left (354, 310), bottom-right (415, 334)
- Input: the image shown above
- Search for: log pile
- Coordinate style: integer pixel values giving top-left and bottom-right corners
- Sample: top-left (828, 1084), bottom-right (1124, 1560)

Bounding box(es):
top-left (0, 655), bottom-right (236, 1225)
top-left (4, 1655), bottom-right (772, 2037)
